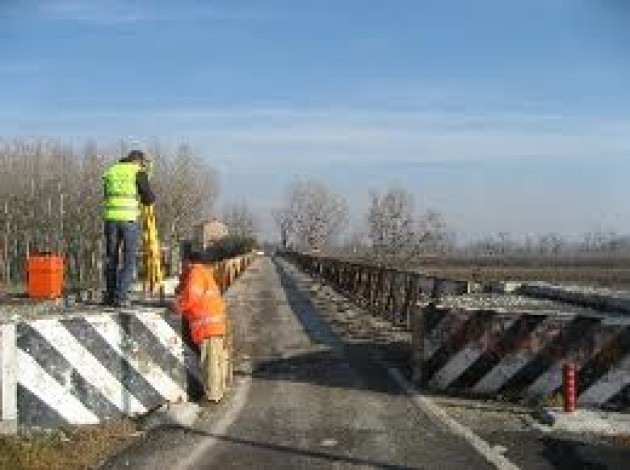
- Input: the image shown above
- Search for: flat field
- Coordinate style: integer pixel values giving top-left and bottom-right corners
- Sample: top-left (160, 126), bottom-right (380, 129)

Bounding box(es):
top-left (415, 255), bottom-right (630, 289)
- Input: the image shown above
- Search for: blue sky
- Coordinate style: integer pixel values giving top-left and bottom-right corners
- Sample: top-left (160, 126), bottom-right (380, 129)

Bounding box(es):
top-left (1, 1), bottom-right (629, 240)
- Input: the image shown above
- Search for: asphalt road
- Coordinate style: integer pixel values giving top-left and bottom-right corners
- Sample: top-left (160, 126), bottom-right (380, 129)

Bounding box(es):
top-left (104, 257), bottom-right (496, 470)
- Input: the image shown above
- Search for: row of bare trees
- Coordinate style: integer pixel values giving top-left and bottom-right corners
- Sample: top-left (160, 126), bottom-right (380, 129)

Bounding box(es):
top-left (271, 179), bottom-right (630, 266)
top-left (272, 181), bottom-right (448, 267)
top-left (463, 231), bottom-right (630, 257)
top-left (222, 202), bottom-right (259, 240)
top-left (0, 139), bottom-right (218, 288)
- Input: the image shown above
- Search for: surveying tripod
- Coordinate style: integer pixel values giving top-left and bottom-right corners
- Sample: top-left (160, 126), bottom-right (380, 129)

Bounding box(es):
top-left (141, 204), bottom-right (163, 295)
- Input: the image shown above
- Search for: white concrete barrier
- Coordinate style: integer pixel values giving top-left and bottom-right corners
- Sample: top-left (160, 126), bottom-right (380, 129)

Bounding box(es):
top-left (1, 309), bottom-right (203, 429)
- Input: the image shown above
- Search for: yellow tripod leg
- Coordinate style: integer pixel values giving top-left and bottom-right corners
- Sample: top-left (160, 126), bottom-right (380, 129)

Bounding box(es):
top-left (141, 204), bottom-right (164, 295)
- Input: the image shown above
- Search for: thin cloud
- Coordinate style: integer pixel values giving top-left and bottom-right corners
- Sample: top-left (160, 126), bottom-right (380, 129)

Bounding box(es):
top-left (142, 106), bottom-right (630, 163)
top-left (38, 0), bottom-right (275, 25)
top-left (4, 105), bottom-right (628, 166)
top-left (0, 61), bottom-right (43, 76)
top-left (39, 0), bottom-right (145, 24)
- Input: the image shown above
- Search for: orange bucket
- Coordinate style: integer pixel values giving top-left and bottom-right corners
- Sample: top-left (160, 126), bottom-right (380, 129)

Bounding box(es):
top-left (27, 255), bottom-right (64, 299)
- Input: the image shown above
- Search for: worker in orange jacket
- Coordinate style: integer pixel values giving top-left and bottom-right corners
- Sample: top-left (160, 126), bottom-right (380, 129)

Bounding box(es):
top-left (174, 250), bottom-right (228, 402)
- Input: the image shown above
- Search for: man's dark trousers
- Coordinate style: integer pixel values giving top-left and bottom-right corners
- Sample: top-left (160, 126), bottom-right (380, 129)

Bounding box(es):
top-left (105, 220), bottom-right (139, 304)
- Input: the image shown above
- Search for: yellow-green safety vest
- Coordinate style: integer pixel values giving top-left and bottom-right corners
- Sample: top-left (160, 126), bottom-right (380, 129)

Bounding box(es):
top-left (103, 162), bottom-right (141, 221)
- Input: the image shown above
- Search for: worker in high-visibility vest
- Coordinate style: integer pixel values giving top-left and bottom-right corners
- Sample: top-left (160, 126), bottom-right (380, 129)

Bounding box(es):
top-left (102, 150), bottom-right (155, 308)
top-left (174, 250), bottom-right (228, 402)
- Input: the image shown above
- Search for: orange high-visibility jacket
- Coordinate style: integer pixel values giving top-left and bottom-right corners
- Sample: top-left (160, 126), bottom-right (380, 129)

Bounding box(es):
top-left (175, 263), bottom-right (226, 344)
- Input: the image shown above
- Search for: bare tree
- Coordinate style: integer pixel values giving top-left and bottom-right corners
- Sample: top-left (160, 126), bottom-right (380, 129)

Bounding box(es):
top-left (367, 187), bottom-right (416, 262)
top-left (151, 143), bottom-right (219, 245)
top-left (537, 233), bottom-right (565, 256)
top-left (274, 180), bottom-right (348, 250)
top-left (366, 186), bottom-right (448, 265)
top-left (223, 201), bottom-right (258, 239)
top-left (418, 209), bottom-right (450, 254)
top-left (272, 208), bottom-right (293, 249)
top-left (342, 228), bottom-right (369, 257)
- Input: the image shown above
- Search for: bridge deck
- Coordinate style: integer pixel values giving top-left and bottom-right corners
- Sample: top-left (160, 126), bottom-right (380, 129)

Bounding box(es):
top-left (105, 257), bottom-right (494, 469)
top-left (103, 257), bottom-right (630, 470)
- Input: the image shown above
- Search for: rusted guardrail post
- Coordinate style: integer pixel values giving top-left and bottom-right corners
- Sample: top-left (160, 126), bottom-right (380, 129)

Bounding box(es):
top-left (401, 272), bottom-right (416, 329)
top-left (410, 275), bottom-right (425, 385)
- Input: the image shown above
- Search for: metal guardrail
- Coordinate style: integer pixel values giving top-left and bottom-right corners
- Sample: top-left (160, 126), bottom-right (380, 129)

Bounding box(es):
top-left (211, 253), bottom-right (257, 294)
top-left (282, 251), bottom-right (471, 330)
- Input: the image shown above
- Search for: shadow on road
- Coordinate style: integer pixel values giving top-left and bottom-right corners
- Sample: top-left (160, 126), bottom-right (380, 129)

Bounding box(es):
top-left (247, 344), bottom-right (405, 396)
top-left (247, 257), bottom-right (409, 396)
top-left (539, 435), bottom-right (630, 470)
top-left (148, 425), bottom-right (418, 470)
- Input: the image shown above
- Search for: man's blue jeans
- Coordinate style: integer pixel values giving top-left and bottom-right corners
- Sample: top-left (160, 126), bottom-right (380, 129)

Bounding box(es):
top-left (104, 220), bottom-right (139, 303)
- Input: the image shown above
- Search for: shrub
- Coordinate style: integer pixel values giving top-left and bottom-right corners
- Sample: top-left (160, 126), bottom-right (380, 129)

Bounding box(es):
top-left (203, 236), bottom-right (258, 262)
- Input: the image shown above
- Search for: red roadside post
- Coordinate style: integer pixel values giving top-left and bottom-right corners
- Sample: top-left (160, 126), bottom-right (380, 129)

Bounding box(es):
top-left (563, 362), bottom-right (577, 413)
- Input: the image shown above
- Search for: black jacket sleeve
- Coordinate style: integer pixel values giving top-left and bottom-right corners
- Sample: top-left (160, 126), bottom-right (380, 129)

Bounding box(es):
top-left (136, 171), bottom-right (156, 205)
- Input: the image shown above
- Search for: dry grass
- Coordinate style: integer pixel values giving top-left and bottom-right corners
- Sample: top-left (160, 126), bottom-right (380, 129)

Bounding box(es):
top-left (0, 419), bottom-right (141, 470)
